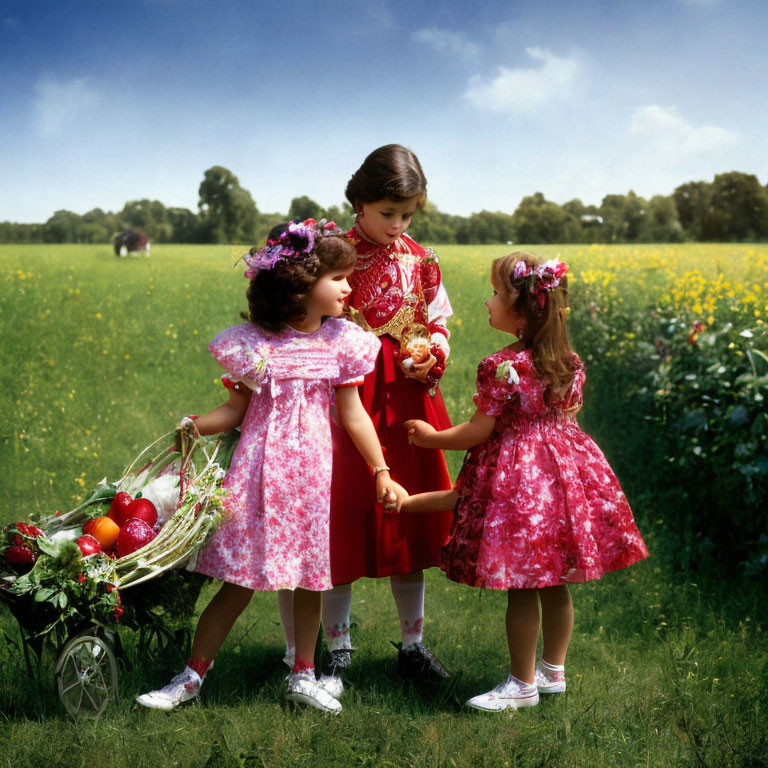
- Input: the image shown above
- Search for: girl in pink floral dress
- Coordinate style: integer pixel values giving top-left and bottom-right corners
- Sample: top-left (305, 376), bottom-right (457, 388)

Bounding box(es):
top-left (403, 251), bottom-right (648, 713)
top-left (137, 221), bottom-right (406, 715)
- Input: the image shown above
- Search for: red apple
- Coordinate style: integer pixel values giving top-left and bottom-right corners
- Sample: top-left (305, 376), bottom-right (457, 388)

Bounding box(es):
top-left (124, 498), bottom-right (157, 528)
top-left (108, 491), bottom-right (133, 527)
top-left (115, 518), bottom-right (157, 558)
top-left (77, 534), bottom-right (102, 558)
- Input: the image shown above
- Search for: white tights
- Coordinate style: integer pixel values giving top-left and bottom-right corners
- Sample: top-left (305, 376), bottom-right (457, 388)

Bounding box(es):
top-left (276, 574), bottom-right (426, 654)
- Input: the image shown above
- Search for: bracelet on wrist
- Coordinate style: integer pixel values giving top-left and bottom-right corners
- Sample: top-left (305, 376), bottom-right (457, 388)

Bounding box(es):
top-left (371, 465), bottom-right (390, 477)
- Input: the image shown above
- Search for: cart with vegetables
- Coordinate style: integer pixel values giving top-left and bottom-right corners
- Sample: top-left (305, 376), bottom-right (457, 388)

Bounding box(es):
top-left (0, 427), bottom-right (238, 717)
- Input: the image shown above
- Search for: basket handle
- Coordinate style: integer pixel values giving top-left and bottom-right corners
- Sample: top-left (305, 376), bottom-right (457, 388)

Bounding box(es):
top-left (176, 423), bottom-right (202, 500)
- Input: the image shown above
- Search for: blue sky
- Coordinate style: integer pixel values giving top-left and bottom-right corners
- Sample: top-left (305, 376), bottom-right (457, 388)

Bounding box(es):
top-left (1, 0), bottom-right (766, 222)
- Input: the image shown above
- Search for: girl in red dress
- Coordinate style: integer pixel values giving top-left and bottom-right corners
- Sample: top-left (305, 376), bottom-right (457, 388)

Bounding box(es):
top-left (279, 145), bottom-right (454, 687)
top-left (403, 251), bottom-right (648, 712)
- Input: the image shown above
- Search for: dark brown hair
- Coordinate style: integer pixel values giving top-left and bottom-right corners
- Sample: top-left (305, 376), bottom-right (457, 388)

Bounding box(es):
top-left (345, 144), bottom-right (427, 210)
top-left (492, 251), bottom-right (578, 402)
top-left (245, 231), bottom-right (356, 332)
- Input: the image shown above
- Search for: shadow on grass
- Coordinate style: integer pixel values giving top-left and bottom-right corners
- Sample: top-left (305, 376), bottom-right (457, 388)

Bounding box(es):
top-left (124, 640), bottom-right (471, 716)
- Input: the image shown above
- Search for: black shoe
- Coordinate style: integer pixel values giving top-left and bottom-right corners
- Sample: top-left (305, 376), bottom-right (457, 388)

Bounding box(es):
top-left (397, 642), bottom-right (451, 681)
top-left (322, 647), bottom-right (354, 678)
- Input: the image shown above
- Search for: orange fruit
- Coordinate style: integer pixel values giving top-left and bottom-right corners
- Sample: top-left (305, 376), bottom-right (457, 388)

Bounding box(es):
top-left (83, 516), bottom-right (120, 550)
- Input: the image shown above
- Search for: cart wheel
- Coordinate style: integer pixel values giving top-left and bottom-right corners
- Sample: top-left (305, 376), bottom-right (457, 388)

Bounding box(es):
top-left (54, 633), bottom-right (118, 717)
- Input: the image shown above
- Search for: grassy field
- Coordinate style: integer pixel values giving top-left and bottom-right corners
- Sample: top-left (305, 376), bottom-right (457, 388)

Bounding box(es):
top-left (1, 243), bottom-right (767, 767)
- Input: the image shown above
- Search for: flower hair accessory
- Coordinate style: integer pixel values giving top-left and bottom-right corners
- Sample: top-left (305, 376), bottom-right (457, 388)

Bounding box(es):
top-left (240, 218), bottom-right (342, 278)
top-left (512, 258), bottom-right (569, 309)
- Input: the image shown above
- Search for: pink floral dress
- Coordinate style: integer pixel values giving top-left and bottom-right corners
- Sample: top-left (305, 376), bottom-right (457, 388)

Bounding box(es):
top-left (194, 318), bottom-right (380, 592)
top-left (442, 347), bottom-right (648, 590)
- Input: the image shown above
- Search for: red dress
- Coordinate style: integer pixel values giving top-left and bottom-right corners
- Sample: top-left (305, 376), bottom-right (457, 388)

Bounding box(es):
top-left (442, 347), bottom-right (649, 590)
top-left (329, 226), bottom-right (454, 583)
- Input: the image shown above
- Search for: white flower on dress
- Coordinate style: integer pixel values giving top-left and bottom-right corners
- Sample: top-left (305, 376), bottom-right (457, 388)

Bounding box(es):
top-left (495, 360), bottom-right (520, 386)
top-left (240, 348), bottom-right (269, 392)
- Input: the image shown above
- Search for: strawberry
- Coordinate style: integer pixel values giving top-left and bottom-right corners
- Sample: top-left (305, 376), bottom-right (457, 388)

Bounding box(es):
top-left (20, 522), bottom-right (43, 538)
top-left (3, 545), bottom-right (37, 565)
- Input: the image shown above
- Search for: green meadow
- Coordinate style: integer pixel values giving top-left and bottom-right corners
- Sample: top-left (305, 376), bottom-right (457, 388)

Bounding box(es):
top-left (1, 244), bottom-right (766, 768)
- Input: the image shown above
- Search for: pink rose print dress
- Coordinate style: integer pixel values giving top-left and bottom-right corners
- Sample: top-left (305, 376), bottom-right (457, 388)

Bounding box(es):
top-left (442, 347), bottom-right (648, 590)
top-left (194, 318), bottom-right (380, 592)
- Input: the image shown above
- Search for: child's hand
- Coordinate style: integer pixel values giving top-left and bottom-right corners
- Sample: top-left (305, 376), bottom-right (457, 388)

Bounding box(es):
top-left (403, 419), bottom-right (437, 447)
top-left (401, 355), bottom-right (437, 382)
top-left (377, 476), bottom-right (409, 515)
top-left (174, 415), bottom-right (200, 450)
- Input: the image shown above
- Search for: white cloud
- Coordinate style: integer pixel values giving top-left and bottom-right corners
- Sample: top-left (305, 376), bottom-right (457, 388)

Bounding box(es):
top-left (464, 47), bottom-right (581, 114)
top-left (34, 77), bottom-right (98, 136)
top-left (629, 104), bottom-right (738, 156)
top-left (412, 27), bottom-right (479, 59)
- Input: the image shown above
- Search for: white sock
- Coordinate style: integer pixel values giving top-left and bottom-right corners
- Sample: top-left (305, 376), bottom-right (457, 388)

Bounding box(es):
top-left (277, 589), bottom-right (295, 661)
top-left (538, 659), bottom-right (565, 681)
top-left (508, 673), bottom-right (537, 691)
top-left (322, 583), bottom-right (352, 651)
top-left (390, 575), bottom-right (425, 648)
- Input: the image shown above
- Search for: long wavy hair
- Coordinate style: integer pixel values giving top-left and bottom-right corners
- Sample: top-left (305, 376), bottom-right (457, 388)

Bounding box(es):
top-left (492, 251), bottom-right (577, 402)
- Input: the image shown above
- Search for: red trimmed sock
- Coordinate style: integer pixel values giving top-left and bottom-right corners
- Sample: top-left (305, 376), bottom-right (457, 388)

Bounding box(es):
top-left (292, 656), bottom-right (314, 675)
top-left (187, 657), bottom-right (212, 678)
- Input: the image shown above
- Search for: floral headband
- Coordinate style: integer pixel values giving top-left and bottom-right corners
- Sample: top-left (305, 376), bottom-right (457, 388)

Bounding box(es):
top-left (512, 257), bottom-right (569, 309)
top-left (242, 218), bottom-right (342, 278)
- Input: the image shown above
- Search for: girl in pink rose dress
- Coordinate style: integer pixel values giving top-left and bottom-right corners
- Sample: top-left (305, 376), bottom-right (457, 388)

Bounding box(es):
top-left (403, 251), bottom-right (648, 713)
top-left (137, 221), bottom-right (406, 715)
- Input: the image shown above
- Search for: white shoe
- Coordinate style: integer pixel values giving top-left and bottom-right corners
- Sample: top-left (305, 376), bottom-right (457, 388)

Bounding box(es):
top-left (286, 671), bottom-right (342, 714)
top-left (466, 675), bottom-right (539, 712)
top-left (136, 667), bottom-right (202, 711)
top-left (317, 674), bottom-right (344, 699)
top-left (535, 660), bottom-right (566, 694)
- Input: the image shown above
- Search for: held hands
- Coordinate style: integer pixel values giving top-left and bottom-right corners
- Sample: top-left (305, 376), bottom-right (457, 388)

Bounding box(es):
top-left (376, 473), bottom-right (408, 515)
top-left (403, 419), bottom-right (437, 448)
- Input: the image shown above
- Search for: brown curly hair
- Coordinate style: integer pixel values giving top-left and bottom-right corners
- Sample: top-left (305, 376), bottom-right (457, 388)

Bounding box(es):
top-left (245, 229), bottom-right (357, 332)
top-left (491, 251), bottom-right (578, 402)
top-left (345, 144), bottom-right (427, 210)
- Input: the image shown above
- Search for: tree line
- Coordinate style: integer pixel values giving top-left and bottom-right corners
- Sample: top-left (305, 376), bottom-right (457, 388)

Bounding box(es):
top-left (2, 166), bottom-right (767, 246)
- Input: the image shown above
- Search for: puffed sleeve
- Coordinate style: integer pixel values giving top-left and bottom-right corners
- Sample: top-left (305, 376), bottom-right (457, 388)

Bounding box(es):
top-left (208, 324), bottom-right (268, 389)
top-left (332, 321), bottom-right (381, 388)
top-left (472, 356), bottom-right (518, 416)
